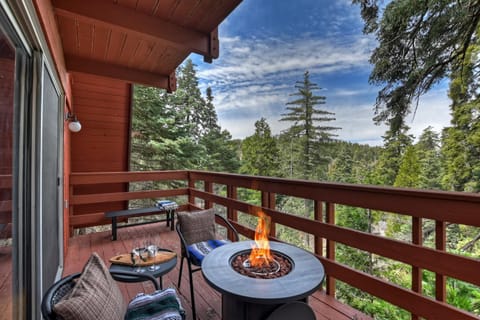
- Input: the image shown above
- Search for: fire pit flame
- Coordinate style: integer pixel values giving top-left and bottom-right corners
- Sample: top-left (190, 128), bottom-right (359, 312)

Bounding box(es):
top-left (242, 257), bottom-right (281, 275)
top-left (249, 212), bottom-right (273, 268)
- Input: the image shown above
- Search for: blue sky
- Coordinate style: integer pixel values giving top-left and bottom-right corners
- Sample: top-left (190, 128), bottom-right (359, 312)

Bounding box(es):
top-left (189, 0), bottom-right (452, 146)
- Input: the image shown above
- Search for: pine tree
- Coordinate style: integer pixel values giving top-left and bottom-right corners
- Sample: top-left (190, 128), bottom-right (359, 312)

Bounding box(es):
top-left (240, 118), bottom-right (280, 177)
top-left (394, 146), bottom-right (421, 188)
top-left (280, 71), bottom-right (340, 179)
top-left (415, 126), bottom-right (442, 190)
top-left (372, 125), bottom-right (414, 186)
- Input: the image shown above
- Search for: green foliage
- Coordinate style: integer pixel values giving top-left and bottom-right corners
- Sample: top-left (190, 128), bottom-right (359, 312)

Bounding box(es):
top-left (130, 59), bottom-right (240, 173)
top-left (353, 0), bottom-right (480, 133)
top-left (394, 146), bottom-right (420, 188)
top-left (371, 125), bottom-right (413, 185)
top-left (240, 118), bottom-right (280, 176)
top-left (415, 127), bottom-right (442, 189)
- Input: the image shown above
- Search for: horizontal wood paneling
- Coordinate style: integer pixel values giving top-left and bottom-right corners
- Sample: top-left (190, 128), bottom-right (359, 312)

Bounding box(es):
top-left (70, 73), bottom-right (131, 218)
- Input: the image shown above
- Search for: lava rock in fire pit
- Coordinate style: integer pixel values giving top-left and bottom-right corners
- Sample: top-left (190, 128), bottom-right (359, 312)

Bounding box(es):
top-left (231, 252), bottom-right (292, 279)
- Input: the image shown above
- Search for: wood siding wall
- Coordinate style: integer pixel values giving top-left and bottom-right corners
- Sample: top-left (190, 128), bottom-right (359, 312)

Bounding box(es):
top-left (69, 73), bottom-right (131, 228)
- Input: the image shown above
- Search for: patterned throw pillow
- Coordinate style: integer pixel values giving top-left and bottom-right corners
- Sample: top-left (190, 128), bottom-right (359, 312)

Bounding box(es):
top-left (177, 209), bottom-right (215, 245)
top-left (124, 288), bottom-right (184, 320)
top-left (53, 253), bottom-right (127, 320)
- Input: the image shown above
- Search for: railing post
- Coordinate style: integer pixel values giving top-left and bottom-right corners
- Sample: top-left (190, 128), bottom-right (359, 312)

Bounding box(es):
top-left (326, 202), bottom-right (336, 296)
top-left (411, 216), bottom-right (422, 320)
top-left (188, 172), bottom-right (195, 208)
top-left (314, 200), bottom-right (323, 257)
top-left (436, 221), bottom-right (446, 302)
top-left (204, 181), bottom-right (213, 209)
top-left (227, 185), bottom-right (237, 241)
top-left (261, 191), bottom-right (276, 237)
top-left (69, 184), bottom-right (74, 236)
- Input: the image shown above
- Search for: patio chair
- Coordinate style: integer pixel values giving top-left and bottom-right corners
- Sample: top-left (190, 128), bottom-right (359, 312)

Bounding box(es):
top-left (41, 253), bottom-right (185, 320)
top-left (176, 209), bottom-right (239, 319)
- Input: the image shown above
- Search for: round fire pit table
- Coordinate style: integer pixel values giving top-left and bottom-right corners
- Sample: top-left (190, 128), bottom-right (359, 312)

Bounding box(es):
top-left (202, 241), bottom-right (324, 320)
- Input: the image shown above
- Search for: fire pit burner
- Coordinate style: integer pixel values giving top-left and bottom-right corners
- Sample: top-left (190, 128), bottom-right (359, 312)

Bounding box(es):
top-left (232, 250), bottom-right (292, 279)
top-left (202, 241), bottom-right (325, 320)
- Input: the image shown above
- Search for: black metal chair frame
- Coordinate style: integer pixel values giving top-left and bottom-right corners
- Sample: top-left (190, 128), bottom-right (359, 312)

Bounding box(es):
top-left (176, 213), bottom-right (239, 320)
top-left (41, 270), bottom-right (159, 320)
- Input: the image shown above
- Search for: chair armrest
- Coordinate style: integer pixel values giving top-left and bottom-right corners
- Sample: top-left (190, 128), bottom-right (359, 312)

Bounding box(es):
top-left (215, 213), bottom-right (239, 242)
top-left (110, 270), bottom-right (160, 290)
top-left (41, 272), bottom-right (82, 319)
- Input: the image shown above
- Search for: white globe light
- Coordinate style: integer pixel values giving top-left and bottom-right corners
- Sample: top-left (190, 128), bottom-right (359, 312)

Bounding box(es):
top-left (68, 120), bottom-right (82, 132)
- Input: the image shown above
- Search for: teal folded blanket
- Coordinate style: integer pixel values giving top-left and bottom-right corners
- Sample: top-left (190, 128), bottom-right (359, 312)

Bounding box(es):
top-left (125, 288), bottom-right (184, 320)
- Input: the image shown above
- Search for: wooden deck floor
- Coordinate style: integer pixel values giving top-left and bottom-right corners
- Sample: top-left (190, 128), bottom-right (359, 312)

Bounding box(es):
top-left (0, 221), bottom-right (372, 320)
top-left (63, 222), bottom-right (372, 320)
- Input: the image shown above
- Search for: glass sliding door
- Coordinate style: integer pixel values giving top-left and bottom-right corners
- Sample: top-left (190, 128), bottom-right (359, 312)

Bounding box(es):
top-left (0, 2), bottom-right (64, 318)
top-left (0, 20), bottom-right (15, 320)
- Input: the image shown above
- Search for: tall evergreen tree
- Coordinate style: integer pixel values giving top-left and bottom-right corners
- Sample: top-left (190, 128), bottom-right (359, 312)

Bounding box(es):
top-left (174, 59), bottom-right (208, 141)
top-left (394, 146), bottom-right (421, 188)
top-left (372, 125), bottom-right (413, 186)
top-left (280, 71), bottom-right (340, 179)
top-left (415, 126), bottom-right (442, 190)
top-left (240, 118), bottom-right (280, 177)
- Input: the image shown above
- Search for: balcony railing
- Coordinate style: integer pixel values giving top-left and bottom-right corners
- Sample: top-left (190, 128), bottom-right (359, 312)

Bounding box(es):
top-left (70, 170), bottom-right (480, 320)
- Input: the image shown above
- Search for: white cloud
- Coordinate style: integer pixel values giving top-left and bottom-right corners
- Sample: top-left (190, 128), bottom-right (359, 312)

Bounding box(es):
top-left (406, 88), bottom-right (452, 139)
top-left (195, 13), bottom-right (452, 147)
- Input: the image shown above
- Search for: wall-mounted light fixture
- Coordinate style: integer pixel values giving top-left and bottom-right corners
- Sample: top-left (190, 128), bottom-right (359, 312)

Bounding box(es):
top-left (65, 112), bottom-right (82, 132)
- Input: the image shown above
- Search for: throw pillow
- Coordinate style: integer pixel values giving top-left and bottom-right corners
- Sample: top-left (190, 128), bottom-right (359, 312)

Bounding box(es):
top-left (54, 252), bottom-right (127, 320)
top-left (177, 209), bottom-right (215, 245)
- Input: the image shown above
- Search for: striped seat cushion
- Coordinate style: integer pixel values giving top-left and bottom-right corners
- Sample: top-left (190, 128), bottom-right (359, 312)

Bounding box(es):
top-left (187, 239), bottom-right (230, 265)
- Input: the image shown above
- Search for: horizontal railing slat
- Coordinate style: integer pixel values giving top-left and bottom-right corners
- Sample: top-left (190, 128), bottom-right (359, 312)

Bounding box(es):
top-left (70, 188), bottom-right (188, 205)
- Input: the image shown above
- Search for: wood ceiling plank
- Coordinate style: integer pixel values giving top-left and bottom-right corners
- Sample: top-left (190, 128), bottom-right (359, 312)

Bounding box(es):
top-left (169, 0), bottom-right (201, 27)
top-left (195, 0), bottom-right (242, 32)
top-left (91, 24), bottom-right (111, 61)
top-left (116, 0), bottom-right (138, 9)
top-left (184, 0), bottom-right (217, 30)
top-left (129, 39), bottom-right (155, 69)
top-left (53, 0), bottom-right (214, 59)
top-left (135, 0), bottom-right (157, 15)
top-left (104, 31), bottom-right (127, 61)
top-left (116, 36), bottom-right (139, 66)
top-left (76, 20), bottom-right (94, 57)
top-left (56, 15), bottom-right (77, 55)
top-left (149, 46), bottom-right (185, 76)
top-left (152, 0), bottom-right (177, 20)
top-left (66, 54), bottom-right (174, 90)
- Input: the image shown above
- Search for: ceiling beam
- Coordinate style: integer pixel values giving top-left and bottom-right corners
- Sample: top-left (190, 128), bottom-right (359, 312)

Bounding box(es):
top-left (65, 55), bottom-right (176, 92)
top-left (52, 0), bottom-right (218, 61)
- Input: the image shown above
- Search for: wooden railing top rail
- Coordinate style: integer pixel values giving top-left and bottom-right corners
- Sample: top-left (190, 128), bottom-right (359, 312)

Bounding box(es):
top-left (188, 170), bottom-right (480, 227)
top-left (70, 170), bottom-right (188, 184)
